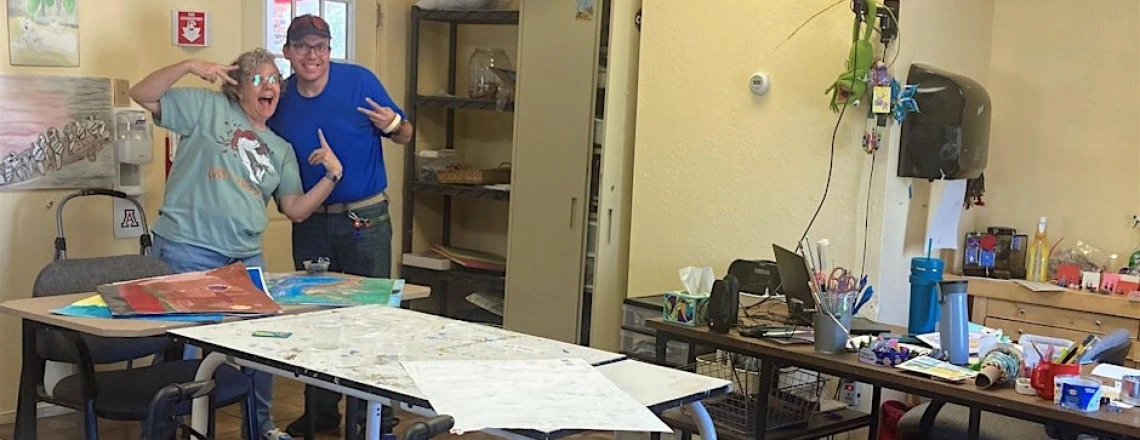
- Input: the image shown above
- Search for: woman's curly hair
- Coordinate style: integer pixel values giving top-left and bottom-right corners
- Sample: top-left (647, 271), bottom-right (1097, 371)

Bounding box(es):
top-left (220, 48), bottom-right (280, 102)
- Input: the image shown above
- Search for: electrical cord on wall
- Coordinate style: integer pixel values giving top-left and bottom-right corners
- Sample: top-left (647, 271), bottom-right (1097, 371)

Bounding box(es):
top-left (795, 96), bottom-right (850, 252)
top-left (795, 0), bottom-right (870, 253)
top-left (859, 150), bottom-right (876, 278)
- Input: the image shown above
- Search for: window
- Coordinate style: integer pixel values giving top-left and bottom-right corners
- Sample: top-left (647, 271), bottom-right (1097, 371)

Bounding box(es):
top-left (266, 0), bottom-right (352, 76)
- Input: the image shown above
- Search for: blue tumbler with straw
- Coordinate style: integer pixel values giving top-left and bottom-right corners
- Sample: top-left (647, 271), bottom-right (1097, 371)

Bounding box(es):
top-left (908, 256), bottom-right (945, 334)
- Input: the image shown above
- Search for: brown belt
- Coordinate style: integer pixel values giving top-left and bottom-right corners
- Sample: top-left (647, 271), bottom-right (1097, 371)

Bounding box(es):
top-left (316, 191), bottom-right (389, 214)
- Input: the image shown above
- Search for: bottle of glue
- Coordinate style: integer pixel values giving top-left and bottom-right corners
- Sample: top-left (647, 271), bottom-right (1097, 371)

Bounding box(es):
top-left (1026, 217), bottom-right (1050, 282)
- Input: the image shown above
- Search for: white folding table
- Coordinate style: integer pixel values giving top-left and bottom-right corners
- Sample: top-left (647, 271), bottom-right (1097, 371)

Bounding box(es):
top-left (171, 305), bottom-right (731, 440)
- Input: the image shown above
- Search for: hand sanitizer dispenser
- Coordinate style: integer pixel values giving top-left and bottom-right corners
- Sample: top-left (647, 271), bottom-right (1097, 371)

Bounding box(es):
top-left (114, 108), bottom-right (152, 164)
top-left (113, 108), bottom-right (152, 195)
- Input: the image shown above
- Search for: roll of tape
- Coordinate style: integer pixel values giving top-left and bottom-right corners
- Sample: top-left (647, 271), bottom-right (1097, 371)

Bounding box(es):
top-left (1015, 377), bottom-right (1036, 395)
top-left (1121, 375), bottom-right (1140, 406)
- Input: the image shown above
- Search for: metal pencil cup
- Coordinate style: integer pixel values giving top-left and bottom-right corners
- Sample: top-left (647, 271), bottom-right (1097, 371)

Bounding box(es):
top-left (813, 291), bottom-right (854, 354)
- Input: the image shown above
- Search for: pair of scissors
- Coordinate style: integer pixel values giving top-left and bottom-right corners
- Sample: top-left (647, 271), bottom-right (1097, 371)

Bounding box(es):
top-left (828, 267), bottom-right (857, 293)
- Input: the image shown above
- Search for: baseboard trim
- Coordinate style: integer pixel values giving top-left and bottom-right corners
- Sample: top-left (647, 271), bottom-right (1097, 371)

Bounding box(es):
top-left (0, 403), bottom-right (75, 425)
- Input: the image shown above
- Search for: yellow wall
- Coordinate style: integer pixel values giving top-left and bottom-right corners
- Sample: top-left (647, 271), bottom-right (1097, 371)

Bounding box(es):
top-left (973, 0), bottom-right (1140, 265)
top-left (0, 0), bottom-right (254, 420)
top-left (872, 0), bottom-right (995, 325)
top-left (628, 0), bottom-right (996, 328)
top-left (629, 0), bottom-right (879, 296)
top-left (0, 0), bottom-right (388, 420)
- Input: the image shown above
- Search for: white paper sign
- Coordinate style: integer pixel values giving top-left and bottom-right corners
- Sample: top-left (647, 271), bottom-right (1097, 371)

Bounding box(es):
top-left (925, 179), bottom-right (968, 250)
top-left (113, 197), bottom-right (145, 239)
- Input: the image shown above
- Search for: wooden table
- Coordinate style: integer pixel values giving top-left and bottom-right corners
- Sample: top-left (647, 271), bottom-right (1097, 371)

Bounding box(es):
top-left (648, 318), bottom-right (1140, 440)
top-left (0, 282), bottom-right (430, 439)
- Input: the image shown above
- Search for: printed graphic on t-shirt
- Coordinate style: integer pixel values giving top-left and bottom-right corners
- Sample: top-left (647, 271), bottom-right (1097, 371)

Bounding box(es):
top-left (214, 122), bottom-right (276, 187)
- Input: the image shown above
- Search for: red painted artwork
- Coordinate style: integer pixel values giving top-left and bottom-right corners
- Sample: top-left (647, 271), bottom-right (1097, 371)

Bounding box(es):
top-left (98, 263), bottom-right (281, 316)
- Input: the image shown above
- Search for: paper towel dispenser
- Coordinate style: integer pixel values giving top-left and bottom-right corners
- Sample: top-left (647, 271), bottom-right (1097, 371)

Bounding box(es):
top-left (897, 63), bottom-right (992, 180)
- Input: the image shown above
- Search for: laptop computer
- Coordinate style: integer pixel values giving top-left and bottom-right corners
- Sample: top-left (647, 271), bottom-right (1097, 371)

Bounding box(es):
top-left (772, 244), bottom-right (891, 335)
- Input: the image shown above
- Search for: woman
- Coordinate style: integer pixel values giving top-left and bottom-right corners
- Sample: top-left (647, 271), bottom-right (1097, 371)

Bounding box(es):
top-left (129, 48), bottom-right (340, 440)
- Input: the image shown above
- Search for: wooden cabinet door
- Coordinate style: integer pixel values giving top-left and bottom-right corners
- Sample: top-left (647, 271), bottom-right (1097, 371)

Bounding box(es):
top-left (504, 0), bottom-right (602, 343)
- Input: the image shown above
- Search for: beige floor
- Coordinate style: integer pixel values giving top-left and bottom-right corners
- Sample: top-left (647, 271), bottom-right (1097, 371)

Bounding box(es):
top-left (0, 378), bottom-right (613, 440)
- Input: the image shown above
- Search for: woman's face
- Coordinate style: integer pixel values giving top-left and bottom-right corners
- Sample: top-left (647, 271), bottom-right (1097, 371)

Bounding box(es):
top-left (238, 62), bottom-right (282, 124)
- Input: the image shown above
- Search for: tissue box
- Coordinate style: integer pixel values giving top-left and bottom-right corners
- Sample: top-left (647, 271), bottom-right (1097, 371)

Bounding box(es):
top-left (663, 291), bottom-right (709, 327)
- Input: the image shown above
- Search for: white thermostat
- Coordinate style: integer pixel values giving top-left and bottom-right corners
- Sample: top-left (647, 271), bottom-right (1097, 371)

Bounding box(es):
top-left (749, 72), bottom-right (771, 96)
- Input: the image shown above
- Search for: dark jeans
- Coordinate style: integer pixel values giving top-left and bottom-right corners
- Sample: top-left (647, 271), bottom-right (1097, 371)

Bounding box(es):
top-left (292, 199), bottom-right (394, 430)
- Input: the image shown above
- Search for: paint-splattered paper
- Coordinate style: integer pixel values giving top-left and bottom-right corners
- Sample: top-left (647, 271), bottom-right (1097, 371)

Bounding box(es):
top-left (402, 359), bottom-right (672, 434)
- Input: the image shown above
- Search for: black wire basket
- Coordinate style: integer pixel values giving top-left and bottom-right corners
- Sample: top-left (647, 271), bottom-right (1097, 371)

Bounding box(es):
top-left (695, 352), bottom-right (825, 434)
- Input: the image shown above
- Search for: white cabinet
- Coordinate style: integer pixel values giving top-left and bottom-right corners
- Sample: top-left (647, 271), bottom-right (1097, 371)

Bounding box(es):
top-left (505, 0), bottom-right (640, 348)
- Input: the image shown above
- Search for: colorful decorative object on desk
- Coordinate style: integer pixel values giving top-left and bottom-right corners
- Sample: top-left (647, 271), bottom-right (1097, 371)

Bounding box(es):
top-left (975, 342), bottom-right (1022, 389)
top-left (857, 336), bottom-right (921, 367)
top-left (662, 291), bottom-right (708, 327)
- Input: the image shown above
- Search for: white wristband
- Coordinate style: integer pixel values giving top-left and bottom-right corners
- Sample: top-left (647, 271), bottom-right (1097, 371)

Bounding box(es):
top-left (383, 113), bottom-right (402, 135)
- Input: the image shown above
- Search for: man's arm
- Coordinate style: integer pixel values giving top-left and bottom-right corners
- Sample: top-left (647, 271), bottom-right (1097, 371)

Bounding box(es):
top-left (387, 115), bottom-right (413, 145)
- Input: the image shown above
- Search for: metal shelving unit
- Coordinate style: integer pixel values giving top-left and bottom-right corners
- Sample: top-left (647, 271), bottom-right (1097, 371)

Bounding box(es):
top-left (409, 181), bottom-right (510, 201)
top-left (402, 6), bottom-right (518, 320)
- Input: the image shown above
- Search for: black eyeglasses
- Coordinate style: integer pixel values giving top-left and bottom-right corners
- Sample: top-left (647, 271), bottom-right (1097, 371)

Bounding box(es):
top-left (290, 42), bottom-right (330, 55)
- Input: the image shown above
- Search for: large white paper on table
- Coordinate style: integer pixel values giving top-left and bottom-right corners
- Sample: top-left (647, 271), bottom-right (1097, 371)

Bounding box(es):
top-left (401, 358), bottom-right (672, 434)
top-left (925, 179), bottom-right (968, 250)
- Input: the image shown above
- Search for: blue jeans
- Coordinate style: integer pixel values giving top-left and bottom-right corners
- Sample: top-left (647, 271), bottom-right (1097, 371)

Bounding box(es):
top-left (291, 199), bottom-right (393, 428)
top-left (151, 233), bottom-right (277, 437)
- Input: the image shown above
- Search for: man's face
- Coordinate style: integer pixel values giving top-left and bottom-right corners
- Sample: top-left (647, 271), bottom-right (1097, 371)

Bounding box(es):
top-left (284, 35), bottom-right (331, 82)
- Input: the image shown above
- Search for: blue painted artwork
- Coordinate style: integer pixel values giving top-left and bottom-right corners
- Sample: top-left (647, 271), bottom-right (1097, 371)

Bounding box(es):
top-left (266, 273), bottom-right (404, 307)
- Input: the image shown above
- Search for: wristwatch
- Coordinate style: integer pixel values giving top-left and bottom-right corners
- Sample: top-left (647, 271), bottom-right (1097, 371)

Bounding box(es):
top-left (324, 171), bottom-right (342, 183)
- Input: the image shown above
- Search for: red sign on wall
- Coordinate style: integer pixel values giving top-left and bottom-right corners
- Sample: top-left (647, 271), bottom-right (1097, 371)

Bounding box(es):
top-left (172, 11), bottom-right (209, 47)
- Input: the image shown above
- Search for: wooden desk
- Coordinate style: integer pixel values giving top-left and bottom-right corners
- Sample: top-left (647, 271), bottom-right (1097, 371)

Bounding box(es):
top-left (648, 318), bottom-right (1140, 440)
top-left (0, 284), bottom-right (431, 338)
top-left (957, 275), bottom-right (1140, 365)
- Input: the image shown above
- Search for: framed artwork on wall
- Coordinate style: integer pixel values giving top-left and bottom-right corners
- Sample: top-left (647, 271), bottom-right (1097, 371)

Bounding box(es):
top-left (6, 0), bottom-right (80, 67)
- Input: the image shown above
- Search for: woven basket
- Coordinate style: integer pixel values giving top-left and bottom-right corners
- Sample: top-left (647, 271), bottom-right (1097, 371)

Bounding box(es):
top-left (436, 162), bottom-right (511, 185)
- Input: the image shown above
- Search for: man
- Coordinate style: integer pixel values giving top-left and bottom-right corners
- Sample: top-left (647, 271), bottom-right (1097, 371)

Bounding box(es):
top-left (267, 14), bottom-right (413, 436)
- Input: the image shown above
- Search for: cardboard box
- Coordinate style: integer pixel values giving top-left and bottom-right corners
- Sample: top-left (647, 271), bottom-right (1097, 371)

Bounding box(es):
top-left (663, 290), bottom-right (709, 327)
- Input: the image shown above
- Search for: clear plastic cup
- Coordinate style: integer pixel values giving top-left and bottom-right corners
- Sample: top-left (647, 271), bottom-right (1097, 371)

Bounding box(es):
top-left (310, 320), bottom-right (342, 350)
top-left (377, 338), bottom-right (409, 363)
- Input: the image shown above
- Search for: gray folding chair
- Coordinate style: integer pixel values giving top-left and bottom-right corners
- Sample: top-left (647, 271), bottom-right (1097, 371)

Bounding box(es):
top-left (19, 189), bottom-right (254, 440)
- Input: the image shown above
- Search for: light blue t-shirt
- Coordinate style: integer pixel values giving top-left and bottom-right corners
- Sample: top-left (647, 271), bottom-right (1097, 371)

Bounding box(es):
top-left (152, 87), bottom-right (303, 258)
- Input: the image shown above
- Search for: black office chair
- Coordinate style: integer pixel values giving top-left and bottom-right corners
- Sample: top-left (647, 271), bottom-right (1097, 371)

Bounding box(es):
top-left (26, 254), bottom-right (257, 440)
top-left (898, 330), bottom-right (1133, 440)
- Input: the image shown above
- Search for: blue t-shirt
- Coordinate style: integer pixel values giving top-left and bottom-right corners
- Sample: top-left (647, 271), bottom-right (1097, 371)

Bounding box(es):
top-left (267, 62), bottom-right (405, 204)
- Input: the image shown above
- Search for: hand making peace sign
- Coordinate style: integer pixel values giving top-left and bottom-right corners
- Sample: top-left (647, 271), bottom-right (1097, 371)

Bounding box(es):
top-left (187, 60), bottom-right (239, 85)
top-left (356, 97), bottom-right (400, 132)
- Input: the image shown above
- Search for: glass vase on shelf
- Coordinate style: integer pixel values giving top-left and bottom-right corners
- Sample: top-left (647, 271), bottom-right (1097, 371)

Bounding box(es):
top-left (468, 48), bottom-right (513, 101)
